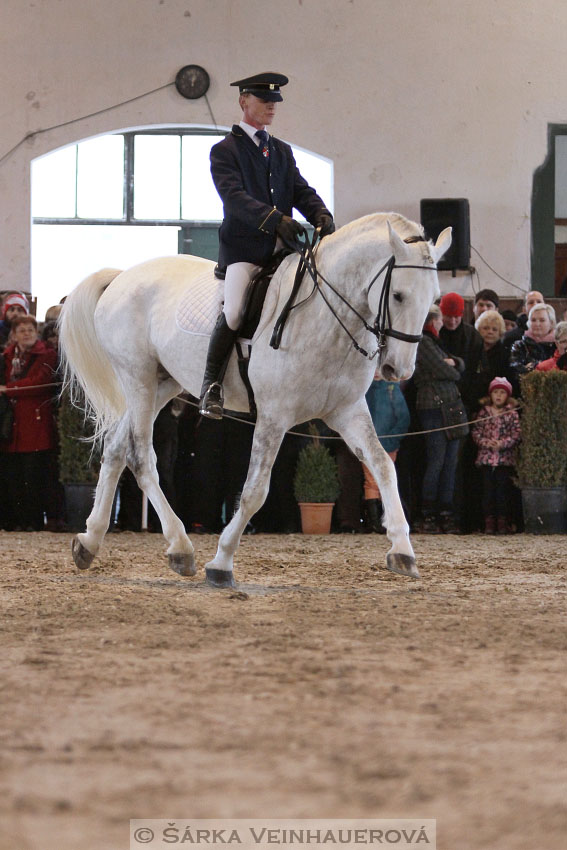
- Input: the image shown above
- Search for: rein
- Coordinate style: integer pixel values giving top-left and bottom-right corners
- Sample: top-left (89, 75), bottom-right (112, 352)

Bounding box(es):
top-left (269, 229), bottom-right (437, 359)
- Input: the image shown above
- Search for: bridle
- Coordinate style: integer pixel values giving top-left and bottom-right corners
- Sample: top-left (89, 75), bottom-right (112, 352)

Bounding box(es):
top-left (270, 229), bottom-right (438, 360)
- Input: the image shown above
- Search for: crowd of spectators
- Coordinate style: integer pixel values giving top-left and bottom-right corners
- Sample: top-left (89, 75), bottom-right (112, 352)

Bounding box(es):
top-left (0, 286), bottom-right (566, 536)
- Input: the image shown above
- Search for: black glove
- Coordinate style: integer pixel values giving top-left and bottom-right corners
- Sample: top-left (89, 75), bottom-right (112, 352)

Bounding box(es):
top-left (316, 214), bottom-right (335, 238)
top-left (276, 215), bottom-right (306, 243)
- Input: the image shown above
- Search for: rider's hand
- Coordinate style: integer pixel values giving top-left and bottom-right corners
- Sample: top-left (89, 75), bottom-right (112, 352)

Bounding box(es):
top-left (276, 215), bottom-right (305, 243)
top-left (316, 214), bottom-right (335, 238)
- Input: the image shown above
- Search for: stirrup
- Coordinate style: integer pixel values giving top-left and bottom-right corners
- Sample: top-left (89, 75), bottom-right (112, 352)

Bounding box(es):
top-left (199, 382), bottom-right (224, 420)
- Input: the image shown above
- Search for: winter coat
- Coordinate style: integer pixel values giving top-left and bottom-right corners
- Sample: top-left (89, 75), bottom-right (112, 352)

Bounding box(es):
top-left (2, 339), bottom-right (58, 453)
top-left (468, 340), bottom-right (515, 410)
top-left (210, 125), bottom-right (332, 268)
top-left (413, 331), bottom-right (465, 410)
top-left (509, 334), bottom-right (556, 377)
top-left (365, 379), bottom-right (411, 453)
top-left (439, 321), bottom-right (483, 410)
top-left (471, 401), bottom-right (521, 467)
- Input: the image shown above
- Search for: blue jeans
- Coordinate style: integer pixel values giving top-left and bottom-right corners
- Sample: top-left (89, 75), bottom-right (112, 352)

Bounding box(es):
top-left (418, 407), bottom-right (460, 511)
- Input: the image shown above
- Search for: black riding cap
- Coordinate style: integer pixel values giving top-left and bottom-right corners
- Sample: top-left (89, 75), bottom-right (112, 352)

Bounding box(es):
top-left (231, 72), bottom-right (289, 102)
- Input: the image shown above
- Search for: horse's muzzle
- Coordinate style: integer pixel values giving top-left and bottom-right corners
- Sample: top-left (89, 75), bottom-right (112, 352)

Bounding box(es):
top-left (379, 363), bottom-right (400, 382)
top-left (379, 362), bottom-right (412, 382)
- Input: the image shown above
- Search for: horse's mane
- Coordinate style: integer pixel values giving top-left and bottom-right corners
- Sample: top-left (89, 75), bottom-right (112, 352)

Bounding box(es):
top-left (316, 212), bottom-right (429, 276)
top-left (339, 212), bottom-right (424, 241)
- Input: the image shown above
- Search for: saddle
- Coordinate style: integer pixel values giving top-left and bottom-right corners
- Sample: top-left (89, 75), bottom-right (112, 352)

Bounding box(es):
top-left (217, 248), bottom-right (295, 415)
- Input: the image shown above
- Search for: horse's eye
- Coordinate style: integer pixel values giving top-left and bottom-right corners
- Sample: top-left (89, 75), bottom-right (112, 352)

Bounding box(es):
top-left (393, 292), bottom-right (403, 303)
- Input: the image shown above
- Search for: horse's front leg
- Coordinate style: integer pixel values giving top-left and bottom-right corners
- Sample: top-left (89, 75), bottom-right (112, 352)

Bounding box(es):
top-left (325, 403), bottom-right (419, 579)
top-left (205, 416), bottom-right (286, 588)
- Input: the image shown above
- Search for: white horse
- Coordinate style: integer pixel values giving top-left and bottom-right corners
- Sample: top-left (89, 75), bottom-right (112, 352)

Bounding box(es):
top-left (59, 212), bottom-right (451, 586)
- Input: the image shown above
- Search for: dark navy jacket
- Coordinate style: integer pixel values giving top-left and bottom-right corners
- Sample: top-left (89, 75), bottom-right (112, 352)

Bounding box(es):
top-left (210, 124), bottom-right (332, 268)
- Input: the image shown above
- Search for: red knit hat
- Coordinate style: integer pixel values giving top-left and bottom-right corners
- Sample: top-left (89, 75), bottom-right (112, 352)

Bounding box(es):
top-left (489, 376), bottom-right (512, 397)
top-left (440, 292), bottom-right (465, 318)
top-left (2, 292), bottom-right (29, 320)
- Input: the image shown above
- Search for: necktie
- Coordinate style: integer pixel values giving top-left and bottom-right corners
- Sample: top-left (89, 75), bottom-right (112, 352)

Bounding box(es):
top-left (255, 129), bottom-right (269, 160)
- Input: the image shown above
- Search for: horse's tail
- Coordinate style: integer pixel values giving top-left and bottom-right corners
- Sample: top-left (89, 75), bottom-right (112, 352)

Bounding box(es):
top-left (58, 267), bottom-right (126, 438)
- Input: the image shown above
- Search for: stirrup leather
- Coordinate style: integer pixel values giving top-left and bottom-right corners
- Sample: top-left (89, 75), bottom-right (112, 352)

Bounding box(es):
top-left (199, 381), bottom-right (224, 419)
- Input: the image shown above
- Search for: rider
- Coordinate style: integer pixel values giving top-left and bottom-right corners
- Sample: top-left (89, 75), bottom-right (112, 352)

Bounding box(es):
top-left (199, 71), bottom-right (335, 419)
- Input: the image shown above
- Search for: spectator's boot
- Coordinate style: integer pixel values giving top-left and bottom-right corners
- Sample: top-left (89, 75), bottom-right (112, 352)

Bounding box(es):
top-left (439, 509), bottom-right (460, 534)
top-left (496, 516), bottom-right (509, 535)
top-left (199, 313), bottom-right (238, 420)
top-left (483, 515), bottom-right (496, 534)
top-left (417, 504), bottom-right (441, 534)
top-left (364, 499), bottom-right (385, 533)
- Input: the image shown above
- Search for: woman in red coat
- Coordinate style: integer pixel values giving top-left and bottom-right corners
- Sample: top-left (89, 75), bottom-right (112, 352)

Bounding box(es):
top-left (0, 315), bottom-right (58, 530)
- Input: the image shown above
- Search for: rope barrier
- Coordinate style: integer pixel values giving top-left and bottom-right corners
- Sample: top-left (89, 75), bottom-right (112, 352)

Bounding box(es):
top-left (3, 380), bottom-right (521, 441)
top-left (174, 392), bottom-right (523, 440)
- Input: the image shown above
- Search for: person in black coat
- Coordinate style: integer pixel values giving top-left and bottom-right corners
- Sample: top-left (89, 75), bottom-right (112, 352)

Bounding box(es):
top-left (471, 309), bottom-right (515, 403)
top-left (502, 289), bottom-right (544, 353)
top-left (438, 292), bottom-right (483, 413)
top-left (509, 302), bottom-right (557, 382)
top-left (199, 72), bottom-right (334, 419)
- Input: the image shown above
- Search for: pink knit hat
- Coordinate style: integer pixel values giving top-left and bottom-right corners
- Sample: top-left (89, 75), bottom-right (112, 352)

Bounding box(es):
top-left (2, 292), bottom-right (29, 319)
top-left (489, 376), bottom-right (512, 397)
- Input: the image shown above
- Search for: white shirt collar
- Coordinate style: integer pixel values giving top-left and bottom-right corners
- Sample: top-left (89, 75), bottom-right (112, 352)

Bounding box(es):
top-left (239, 120), bottom-right (268, 145)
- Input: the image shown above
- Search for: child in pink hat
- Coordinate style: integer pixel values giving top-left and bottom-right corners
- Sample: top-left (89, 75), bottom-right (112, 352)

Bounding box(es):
top-left (471, 377), bottom-right (521, 533)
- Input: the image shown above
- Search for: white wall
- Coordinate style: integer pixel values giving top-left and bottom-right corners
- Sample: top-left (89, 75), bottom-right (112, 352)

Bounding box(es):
top-left (2, 0), bottom-right (567, 301)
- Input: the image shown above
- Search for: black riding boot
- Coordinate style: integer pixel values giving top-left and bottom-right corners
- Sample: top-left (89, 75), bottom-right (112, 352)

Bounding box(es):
top-left (199, 313), bottom-right (238, 419)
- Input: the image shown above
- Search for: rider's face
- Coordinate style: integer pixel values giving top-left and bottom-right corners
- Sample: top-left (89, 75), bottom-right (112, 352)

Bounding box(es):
top-left (240, 94), bottom-right (277, 129)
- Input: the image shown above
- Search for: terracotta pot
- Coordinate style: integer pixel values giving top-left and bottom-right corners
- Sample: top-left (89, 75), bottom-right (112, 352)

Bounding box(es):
top-left (298, 502), bottom-right (334, 534)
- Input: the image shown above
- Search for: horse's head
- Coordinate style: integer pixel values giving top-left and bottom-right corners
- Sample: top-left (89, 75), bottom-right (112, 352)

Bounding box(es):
top-left (368, 221), bottom-right (452, 382)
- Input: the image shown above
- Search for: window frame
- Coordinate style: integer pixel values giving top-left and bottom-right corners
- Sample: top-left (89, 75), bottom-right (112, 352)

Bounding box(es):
top-left (32, 128), bottom-right (227, 228)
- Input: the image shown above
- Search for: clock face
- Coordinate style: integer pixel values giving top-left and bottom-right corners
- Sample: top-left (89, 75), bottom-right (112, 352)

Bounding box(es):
top-left (175, 65), bottom-right (210, 100)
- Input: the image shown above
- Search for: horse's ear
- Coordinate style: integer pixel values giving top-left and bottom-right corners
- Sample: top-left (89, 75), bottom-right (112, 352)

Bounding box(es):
top-left (387, 221), bottom-right (412, 259)
top-left (432, 226), bottom-right (453, 262)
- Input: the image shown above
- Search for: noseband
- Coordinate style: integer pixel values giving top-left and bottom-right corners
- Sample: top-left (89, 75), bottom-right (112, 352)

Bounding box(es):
top-left (368, 235), bottom-right (436, 353)
top-left (270, 231), bottom-right (438, 359)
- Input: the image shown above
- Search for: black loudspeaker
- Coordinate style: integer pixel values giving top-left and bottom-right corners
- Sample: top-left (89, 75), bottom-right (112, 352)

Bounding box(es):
top-left (420, 198), bottom-right (470, 271)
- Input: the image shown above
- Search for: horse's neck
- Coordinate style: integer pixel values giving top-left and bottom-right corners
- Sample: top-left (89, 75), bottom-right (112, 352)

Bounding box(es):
top-left (316, 233), bottom-right (392, 307)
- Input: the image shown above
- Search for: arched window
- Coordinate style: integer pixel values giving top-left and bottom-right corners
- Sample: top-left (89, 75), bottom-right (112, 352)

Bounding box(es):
top-left (31, 129), bottom-right (333, 318)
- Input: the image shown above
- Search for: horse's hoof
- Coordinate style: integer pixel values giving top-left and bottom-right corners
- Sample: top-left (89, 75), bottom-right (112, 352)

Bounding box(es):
top-left (71, 537), bottom-right (95, 571)
top-left (168, 552), bottom-right (197, 577)
top-left (386, 553), bottom-right (420, 579)
top-left (205, 567), bottom-right (236, 588)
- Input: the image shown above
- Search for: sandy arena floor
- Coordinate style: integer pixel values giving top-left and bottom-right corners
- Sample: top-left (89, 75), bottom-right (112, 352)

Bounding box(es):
top-left (0, 530), bottom-right (565, 850)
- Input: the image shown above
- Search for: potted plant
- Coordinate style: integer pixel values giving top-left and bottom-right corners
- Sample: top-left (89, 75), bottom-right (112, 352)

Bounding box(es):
top-left (293, 424), bottom-right (340, 533)
top-left (58, 388), bottom-right (99, 531)
top-left (517, 370), bottom-right (567, 533)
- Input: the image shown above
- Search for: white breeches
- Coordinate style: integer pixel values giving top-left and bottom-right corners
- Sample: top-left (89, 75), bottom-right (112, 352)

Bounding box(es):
top-left (222, 239), bottom-right (284, 330)
top-left (222, 262), bottom-right (260, 330)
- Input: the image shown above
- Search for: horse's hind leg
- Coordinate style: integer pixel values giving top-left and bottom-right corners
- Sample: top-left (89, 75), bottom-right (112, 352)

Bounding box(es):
top-left (325, 403), bottom-right (419, 579)
top-left (205, 416), bottom-right (286, 587)
top-left (125, 378), bottom-right (196, 577)
top-left (72, 416), bottom-right (129, 570)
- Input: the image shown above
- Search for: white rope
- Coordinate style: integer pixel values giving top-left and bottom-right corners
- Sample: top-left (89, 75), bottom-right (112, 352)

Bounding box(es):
top-left (176, 393), bottom-right (522, 440)
top-left (5, 380), bottom-right (518, 440)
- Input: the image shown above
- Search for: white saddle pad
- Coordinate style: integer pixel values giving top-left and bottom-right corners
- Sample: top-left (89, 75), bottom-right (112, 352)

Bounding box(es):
top-left (175, 268), bottom-right (224, 337)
